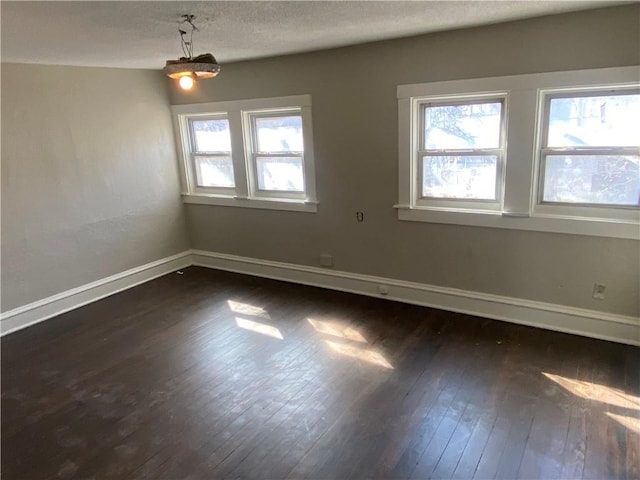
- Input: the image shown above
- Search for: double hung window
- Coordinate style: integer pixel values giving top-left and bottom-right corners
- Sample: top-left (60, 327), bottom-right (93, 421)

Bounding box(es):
top-left (172, 95), bottom-right (317, 212)
top-left (538, 89), bottom-right (639, 208)
top-left (246, 111), bottom-right (306, 200)
top-left (419, 96), bottom-right (506, 209)
top-left (188, 116), bottom-right (234, 191)
top-left (397, 66), bottom-right (639, 239)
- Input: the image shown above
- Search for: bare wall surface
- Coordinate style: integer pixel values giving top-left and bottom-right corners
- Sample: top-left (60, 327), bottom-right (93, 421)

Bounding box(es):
top-left (172, 6), bottom-right (640, 318)
top-left (1, 64), bottom-right (189, 311)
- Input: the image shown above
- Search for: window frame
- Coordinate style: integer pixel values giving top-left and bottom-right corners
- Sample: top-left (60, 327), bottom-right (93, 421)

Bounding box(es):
top-left (415, 94), bottom-right (508, 211)
top-left (171, 95), bottom-right (317, 213)
top-left (534, 86), bottom-right (640, 215)
top-left (185, 113), bottom-right (235, 196)
top-left (396, 66), bottom-right (640, 240)
top-left (244, 108), bottom-right (308, 201)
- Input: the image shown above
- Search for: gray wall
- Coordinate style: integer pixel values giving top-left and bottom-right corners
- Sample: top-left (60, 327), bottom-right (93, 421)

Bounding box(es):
top-left (171, 5), bottom-right (640, 317)
top-left (1, 64), bottom-right (190, 311)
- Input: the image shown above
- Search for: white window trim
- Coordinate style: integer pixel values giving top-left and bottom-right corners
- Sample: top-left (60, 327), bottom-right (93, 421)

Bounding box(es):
top-left (243, 108), bottom-right (308, 201)
top-left (534, 85), bottom-right (639, 218)
top-left (172, 95), bottom-right (317, 213)
top-left (397, 66), bottom-right (640, 240)
top-left (414, 93), bottom-right (508, 211)
top-left (184, 113), bottom-right (234, 196)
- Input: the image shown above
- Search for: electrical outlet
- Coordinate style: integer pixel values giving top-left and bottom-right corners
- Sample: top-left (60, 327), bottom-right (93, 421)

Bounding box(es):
top-left (592, 283), bottom-right (606, 300)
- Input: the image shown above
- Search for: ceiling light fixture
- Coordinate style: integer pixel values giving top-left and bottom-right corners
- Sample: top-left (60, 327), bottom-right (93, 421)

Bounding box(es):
top-left (164, 14), bottom-right (220, 91)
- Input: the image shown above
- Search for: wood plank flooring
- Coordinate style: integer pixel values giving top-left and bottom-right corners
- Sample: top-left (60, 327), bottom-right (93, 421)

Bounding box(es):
top-left (2, 266), bottom-right (638, 479)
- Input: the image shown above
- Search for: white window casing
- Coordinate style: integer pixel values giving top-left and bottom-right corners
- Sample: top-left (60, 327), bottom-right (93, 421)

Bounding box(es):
top-left (184, 114), bottom-right (235, 196)
top-left (535, 86), bottom-right (639, 218)
top-left (415, 94), bottom-right (508, 212)
top-left (172, 95), bottom-right (317, 213)
top-left (397, 66), bottom-right (640, 239)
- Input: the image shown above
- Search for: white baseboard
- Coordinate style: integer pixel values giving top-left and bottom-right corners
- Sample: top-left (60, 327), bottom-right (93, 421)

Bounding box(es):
top-left (192, 250), bottom-right (640, 346)
top-left (3, 248), bottom-right (637, 346)
top-left (0, 251), bottom-right (192, 336)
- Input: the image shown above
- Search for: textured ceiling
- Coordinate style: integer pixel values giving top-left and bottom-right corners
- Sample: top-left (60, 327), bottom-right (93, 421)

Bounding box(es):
top-left (0, 1), bottom-right (626, 69)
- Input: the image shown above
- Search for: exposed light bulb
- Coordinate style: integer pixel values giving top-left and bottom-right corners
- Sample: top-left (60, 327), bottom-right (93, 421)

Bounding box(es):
top-left (179, 75), bottom-right (195, 90)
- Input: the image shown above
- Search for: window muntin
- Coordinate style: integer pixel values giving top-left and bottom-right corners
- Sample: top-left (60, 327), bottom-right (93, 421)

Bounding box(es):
top-left (188, 116), bottom-right (234, 190)
top-left (539, 89), bottom-right (640, 208)
top-left (418, 97), bottom-right (506, 203)
top-left (247, 110), bottom-right (306, 198)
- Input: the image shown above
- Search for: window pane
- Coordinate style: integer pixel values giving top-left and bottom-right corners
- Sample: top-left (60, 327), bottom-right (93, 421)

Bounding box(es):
top-left (194, 156), bottom-right (235, 188)
top-left (191, 119), bottom-right (231, 152)
top-left (547, 93), bottom-right (639, 147)
top-left (255, 116), bottom-right (303, 152)
top-left (422, 155), bottom-right (497, 200)
top-left (542, 155), bottom-right (640, 206)
top-left (424, 102), bottom-right (502, 149)
top-left (256, 156), bottom-right (304, 192)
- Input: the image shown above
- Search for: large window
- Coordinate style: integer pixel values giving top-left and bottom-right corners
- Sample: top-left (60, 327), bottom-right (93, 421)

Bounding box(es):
top-left (188, 116), bottom-right (234, 192)
top-left (397, 66), bottom-right (639, 239)
top-left (246, 111), bottom-right (306, 199)
top-left (172, 95), bottom-right (317, 212)
top-left (419, 96), bottom-right (506, 209)
top-left (538, 89), bottom-right (639, 207)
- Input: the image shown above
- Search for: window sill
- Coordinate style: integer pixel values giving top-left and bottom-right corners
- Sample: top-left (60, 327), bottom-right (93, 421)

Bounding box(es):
top-left (395, 205), bottom-right (639, 240)
top-left (182, 194), bottom-right (318, 213)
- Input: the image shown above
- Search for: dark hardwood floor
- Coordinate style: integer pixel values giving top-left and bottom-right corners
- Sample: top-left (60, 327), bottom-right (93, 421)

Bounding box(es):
top-left (2, 266), bottom-right (638, 479)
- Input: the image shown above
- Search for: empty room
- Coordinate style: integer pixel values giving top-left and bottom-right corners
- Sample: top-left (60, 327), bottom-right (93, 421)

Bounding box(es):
top-left (1, 1), bottom-right (639, 479)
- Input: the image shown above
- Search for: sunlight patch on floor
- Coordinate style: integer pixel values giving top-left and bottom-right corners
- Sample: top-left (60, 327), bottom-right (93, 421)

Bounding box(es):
top-left (542, 372), bottom-right (640, 410)
top-left (228, 300), bottom-right (270, 319)
top-left (308, 318), bottom-right (367, 343)
top-left (236, 317), bottom-right (283, 340)
top-left (325, 340), bottom-right (393, 369)
top-left (606, 412), bottom-right (640, 434)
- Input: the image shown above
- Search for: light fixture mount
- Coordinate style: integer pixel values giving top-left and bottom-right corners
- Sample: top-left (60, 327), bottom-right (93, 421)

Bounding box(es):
top-left (164, 14), bottom-right (220, 87)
